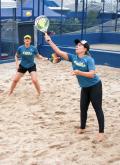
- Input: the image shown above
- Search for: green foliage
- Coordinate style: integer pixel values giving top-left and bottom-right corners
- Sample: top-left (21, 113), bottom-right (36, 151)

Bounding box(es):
top-left (86, 10), bottom-right (99, 28)
top-left (49, 11), bottom-right (99, 34)
top-left (49, 18), bottom-right (81, 34)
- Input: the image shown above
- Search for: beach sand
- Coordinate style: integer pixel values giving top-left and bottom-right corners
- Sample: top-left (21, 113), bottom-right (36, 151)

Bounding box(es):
top-left (0, 60), bottom-right (120, 165)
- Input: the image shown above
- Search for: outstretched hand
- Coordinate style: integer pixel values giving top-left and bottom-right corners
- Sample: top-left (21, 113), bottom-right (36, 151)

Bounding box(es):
top-left (42, 57), bottom-right (49, 61)
top-left (71, 70), bottom-right (80, 76)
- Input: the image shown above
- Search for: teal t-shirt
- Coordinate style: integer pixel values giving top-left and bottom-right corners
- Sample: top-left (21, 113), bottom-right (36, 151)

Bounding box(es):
top-left (17, 45), bottom-right (38, 68)
top-left (68, 53), bottom-right (100, 88)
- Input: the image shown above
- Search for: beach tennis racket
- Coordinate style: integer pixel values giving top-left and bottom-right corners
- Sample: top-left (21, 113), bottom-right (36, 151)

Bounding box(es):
top-left (35, 16), bottom-right (60, 63)
top-left (35, 15), bottom-right (49, 34)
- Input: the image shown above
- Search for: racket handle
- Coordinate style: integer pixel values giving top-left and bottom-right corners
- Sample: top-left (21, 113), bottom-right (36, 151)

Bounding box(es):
top-left (44, 31), bottom-right (55, 35)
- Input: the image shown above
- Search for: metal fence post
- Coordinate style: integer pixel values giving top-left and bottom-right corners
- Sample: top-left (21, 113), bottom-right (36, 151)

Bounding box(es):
top-left (37, 0), bottom-right (40, 46)
top-left (42, 0), bottom-right (44, 15)
top-left (0, 0), bottom-right (1, 58)
top-left (81, 0), bottom-right (85, 40)
top-left (33, 0), bottom-right (34, 20)
top-left (75, 0), bottom-right (78, 16)
top-left (115, 0), bottom-right (119, 31)
top-left (41, 0), bottom-right (44, 45)
top-left (60, 0), bottom-right (63, 35)
top-left (21, 0), bottom-right (23, 21)
top-left (38, 0), bottom-right (40, 16)
top-left (101, 0), bottom-right (105, 33)
top-left (84, 0), bottom-right (88, 35)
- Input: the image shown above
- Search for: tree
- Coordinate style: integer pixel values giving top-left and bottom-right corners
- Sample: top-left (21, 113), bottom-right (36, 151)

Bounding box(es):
top-left (86, 10), bottom-right (98, 28)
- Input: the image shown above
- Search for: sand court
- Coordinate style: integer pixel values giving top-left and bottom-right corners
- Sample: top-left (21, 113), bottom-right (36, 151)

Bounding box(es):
top-left (0, 60), bottom-right (120, 165)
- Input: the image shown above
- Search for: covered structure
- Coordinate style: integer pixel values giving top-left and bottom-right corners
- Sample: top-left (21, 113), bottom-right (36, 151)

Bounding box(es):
top-left (1, 0), bottom-right (65, 19)
top-left (0, 0), bottom-right (120, 67)
top-left (0, 0), bottom-right (17, 59)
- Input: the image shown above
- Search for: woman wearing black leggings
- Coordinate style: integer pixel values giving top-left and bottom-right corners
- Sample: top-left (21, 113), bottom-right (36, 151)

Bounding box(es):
top-left (80, 81), bottom-right (104, 133)
top-left (45, 34), bottom-right (105, 141)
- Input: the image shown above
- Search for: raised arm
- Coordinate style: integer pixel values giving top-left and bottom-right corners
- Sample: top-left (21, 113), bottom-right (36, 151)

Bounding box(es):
top-left (44, 33), bottom-right (69, 61)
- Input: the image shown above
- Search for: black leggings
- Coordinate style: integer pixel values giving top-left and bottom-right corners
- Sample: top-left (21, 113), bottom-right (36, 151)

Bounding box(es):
top-left (80, 81), bottom-right (104, 133)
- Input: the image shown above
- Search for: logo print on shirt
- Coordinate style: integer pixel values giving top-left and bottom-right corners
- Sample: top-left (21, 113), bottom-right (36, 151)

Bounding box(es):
top-left (23, 51), bottom-right (32, 56)
top-left (73, 60), bottom-right (86, 67)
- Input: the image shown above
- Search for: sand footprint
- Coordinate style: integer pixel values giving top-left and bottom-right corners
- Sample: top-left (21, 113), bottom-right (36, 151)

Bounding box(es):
top-left (79, 135), bottom-right (91, 141)
top-left (102, 141), bottom-right (114, 148)
top-left (49, 143), bottom-right (67, 149)
top-left (55, 111), bottom-right (66, 115)
top-left (107, 156), bottom-right (120, 164)
top-left (34, 150), bottom-right (48, 157)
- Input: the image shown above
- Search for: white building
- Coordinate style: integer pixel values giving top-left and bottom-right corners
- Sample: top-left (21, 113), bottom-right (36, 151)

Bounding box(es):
top-left (1, 0), bottom-right (17, 8)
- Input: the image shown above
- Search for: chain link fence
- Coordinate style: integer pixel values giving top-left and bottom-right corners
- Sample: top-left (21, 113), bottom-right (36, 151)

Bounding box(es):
top-left (0, 0), bottom-right (120, 60)
top-left (45, 0), bottom-right (120, 35)
top-left (0, 20), bottom-right (18, 59)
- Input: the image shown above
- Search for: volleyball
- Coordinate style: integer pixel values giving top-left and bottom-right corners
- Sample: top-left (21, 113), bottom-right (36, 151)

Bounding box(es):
top-left (26, 11), bottom-right (32, 17)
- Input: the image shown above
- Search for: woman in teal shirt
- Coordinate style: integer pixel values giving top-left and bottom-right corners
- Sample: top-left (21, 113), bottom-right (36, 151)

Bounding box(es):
top-left (45, 34), bottom-right (105, 142)
top-left (9, 35), bottom-right (46, 95)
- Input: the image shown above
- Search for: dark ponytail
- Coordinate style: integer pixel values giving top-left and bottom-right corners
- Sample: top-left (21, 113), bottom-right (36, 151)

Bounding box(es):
top-left (86, 51), bottom-right (92, 56)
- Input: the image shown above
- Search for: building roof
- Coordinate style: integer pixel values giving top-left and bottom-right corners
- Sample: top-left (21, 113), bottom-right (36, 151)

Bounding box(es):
top-left (1, 0), bottom-right (17, 8)
top-left (1, 1), bottom-right (66, 19)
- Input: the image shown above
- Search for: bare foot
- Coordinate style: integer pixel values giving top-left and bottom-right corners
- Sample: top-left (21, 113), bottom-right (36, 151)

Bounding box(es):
top-left (36, 92), bottom-right (40, 97)
top-left (38, 91), bottom-right (41, 95)
top-left (76, 128), bottom-right (85, 134)
top-left (36, 90), bottom-right (41, 97)
top-left (96, 133), bottom-right (105, 142)
top-left (8, 91), bottom-right (12, 96)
